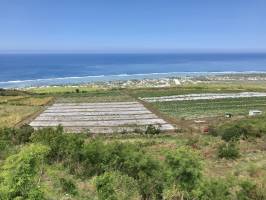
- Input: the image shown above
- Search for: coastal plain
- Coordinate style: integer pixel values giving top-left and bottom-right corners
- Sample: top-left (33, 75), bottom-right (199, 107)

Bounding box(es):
top-left (1, 76), bottom-right (266, 199)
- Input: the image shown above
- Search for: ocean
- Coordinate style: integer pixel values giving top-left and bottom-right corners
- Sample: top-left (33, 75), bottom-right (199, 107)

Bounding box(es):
top-left (0, 53), bottom-right (266, 88)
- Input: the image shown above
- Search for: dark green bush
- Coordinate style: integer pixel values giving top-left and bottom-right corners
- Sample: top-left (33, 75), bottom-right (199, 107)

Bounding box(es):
top-left (0, 128), bottom-right (13, 152)
top-left (82, 140), bottom-right (164, 199)
top-left (15, 124), bottom-right (34, 144)
top-left (0, 124), bottom-right (33, 146)
top-left (31, 126), bottom-right (84, 165)
top-left (194, 179), bottom-right (231, 200)
top-left (217, 142), bottom-right (240, 159)
top-left (166, 146), bottom-right (202, 191)
top-left (95, 171), bottom-right (140, 200)
top-left (145, 124), bottom-right (160, 135)
top-left (59, 178), bottom-right (77, 196)
top-left (221, 125), bottom-right (247, 141)
top-left (81, 140), bottom-right (107, 176)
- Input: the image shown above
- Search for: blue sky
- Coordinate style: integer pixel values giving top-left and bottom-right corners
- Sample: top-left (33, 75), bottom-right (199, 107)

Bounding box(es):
top-left (0, 0), bottom-right (266, 53)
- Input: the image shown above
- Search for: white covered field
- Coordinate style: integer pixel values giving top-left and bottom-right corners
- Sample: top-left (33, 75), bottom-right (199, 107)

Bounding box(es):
top-left (140, 92), bottom-right (266, 102)
top-left (30, 102), bottom-right (174, 133)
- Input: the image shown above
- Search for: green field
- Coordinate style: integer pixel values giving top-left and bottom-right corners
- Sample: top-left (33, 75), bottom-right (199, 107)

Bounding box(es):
top-left (151, 97), bottom-right (266, 119)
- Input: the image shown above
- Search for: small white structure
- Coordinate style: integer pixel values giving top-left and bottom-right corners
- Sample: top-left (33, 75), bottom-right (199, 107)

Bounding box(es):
top-left (249, 110), bottom-right (262, 116)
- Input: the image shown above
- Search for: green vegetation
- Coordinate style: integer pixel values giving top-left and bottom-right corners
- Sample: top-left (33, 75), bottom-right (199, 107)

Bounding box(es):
top-left (217, 142), bottom-right (240, 159)
top-left (95, 171), bottom-right (140, 200)
top-left (151, 97), bottom-right (266, 119)
top-left (0, 144), bottom-right (49, 200)
top-left (0, 122), bottom-right (265, 199)
top-left (145, 124), bottom-right (161, 135)
top-left (0, 90), bottom-right (53, 127)
top-left (0, 84), bottom-right (266, 199)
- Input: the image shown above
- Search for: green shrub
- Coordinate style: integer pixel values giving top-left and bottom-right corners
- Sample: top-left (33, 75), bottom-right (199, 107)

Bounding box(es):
top-left (221, 125), bottom-right (247, 141)
top-left (82, 140), bottom-right (107, 176)
top-left (163, 184), bottom-right (190, 200)
top-left (166, 146), bottom-right (202, 191)
top-left (31, 126), bottom-right (84, 165)
top-left (0, 128), bottom-right (13, 152)
top-left (217, 142), bottom-right (240, 159)
top-left (59, 178), bottom-right (77, 196)
top-left (15, 124), bottom-right (34, 144)
top-left (194, 179), bottom-right (231, 200)
top-left (219, 123), bottom-right (263, 142)
top-left (237, 180), bottom-right (266, 200)
top-left (95, 171), bottom-right (140, 200)
top-left (0, 144), bottom-right (50, 200)
top-left (145, 124), bottom-right (160, 135)
top-left (0, 124), bottom-right (33, 146)
top-left (82, 140), bottom-right (164, 199)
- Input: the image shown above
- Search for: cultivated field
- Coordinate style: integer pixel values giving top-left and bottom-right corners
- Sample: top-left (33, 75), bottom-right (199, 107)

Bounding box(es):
top-left (140, 92), bottom-right (266, 102)
top-left (30, 101), bottom-right (174, 133)
top-left (151, 97), bottom-right (266, 119)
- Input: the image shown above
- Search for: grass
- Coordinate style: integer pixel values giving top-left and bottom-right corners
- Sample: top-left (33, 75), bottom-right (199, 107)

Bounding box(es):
top-left (0, 95), bottom-right (53, 127)
top-left (28, 85), bottom-right (103, 94)
top-left (0, 105), bottom-right (39, 127)
top-left (151, 97), bottom-right (266, 119)
top-left (54, 89), bottom-right (134, 103)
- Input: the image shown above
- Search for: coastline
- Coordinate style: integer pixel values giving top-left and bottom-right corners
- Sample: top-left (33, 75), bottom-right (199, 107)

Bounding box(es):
top-left (1, 71), bottom-right (266, 89)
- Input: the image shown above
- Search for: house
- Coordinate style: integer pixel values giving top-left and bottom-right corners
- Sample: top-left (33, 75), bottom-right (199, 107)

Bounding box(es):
top-left (249, 110), bottom-right (262, 116)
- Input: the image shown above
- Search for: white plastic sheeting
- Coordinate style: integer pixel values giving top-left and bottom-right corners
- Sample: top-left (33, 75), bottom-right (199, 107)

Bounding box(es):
top-left (140, 92), bottom-right (266, 102)
top-left (30, 101), bottom-right (174, 133)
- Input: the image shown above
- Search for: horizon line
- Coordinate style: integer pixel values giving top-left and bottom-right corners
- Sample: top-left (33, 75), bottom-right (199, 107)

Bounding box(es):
top-left (1, 48), bottom-right (266, 54)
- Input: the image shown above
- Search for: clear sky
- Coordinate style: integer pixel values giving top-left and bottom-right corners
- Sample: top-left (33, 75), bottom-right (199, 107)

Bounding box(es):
top-left (0, 0), bottom-right (266, 53)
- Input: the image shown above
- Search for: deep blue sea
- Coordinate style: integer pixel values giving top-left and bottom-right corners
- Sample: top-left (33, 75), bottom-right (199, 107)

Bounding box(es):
top-left (1, 53), bottom-right (266, 88)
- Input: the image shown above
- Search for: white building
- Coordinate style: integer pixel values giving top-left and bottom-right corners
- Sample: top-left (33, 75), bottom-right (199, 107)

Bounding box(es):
top-left (249, 110), bottom-right (262, 116)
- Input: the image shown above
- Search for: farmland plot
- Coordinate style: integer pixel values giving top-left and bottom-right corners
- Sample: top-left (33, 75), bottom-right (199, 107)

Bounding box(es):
top-left (30, 101), bottom-right (174, 133)
top-left (151, 97), bottom-right (266, 119)
top-left (140, 92), bottom-right (266, 102)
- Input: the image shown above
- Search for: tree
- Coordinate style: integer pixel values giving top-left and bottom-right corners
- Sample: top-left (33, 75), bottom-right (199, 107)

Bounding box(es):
top-left (0, 144), bottom-right (50, 200)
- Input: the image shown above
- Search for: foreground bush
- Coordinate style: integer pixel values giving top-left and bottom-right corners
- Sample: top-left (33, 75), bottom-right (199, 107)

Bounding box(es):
top-left (82, 140), bottom-right (164, 199)
top-left (163, 184), bottom-right (190, 200)
top-left (0, 124), bottom-right (34, 146)
top-left (59, 177), bottom-right (78, 196)
top-left (166, 146), bottom-right (202, 191)
top-left (31, 126), bottom-right (84, 167)
top-left (194, 178), bottom-right (231, 200)
top-left (217, 142), bottom-right (240, 159)
top-left (95, 171), bottom-right (140, 200)
top-left (236, 180), bottom-right (266, 200)
top-left (0, 144), bottom-right (50, 200)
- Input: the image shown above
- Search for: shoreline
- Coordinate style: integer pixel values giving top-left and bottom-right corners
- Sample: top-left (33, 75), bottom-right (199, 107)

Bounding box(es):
top-left (1, 71), bottom-right (266, 89)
